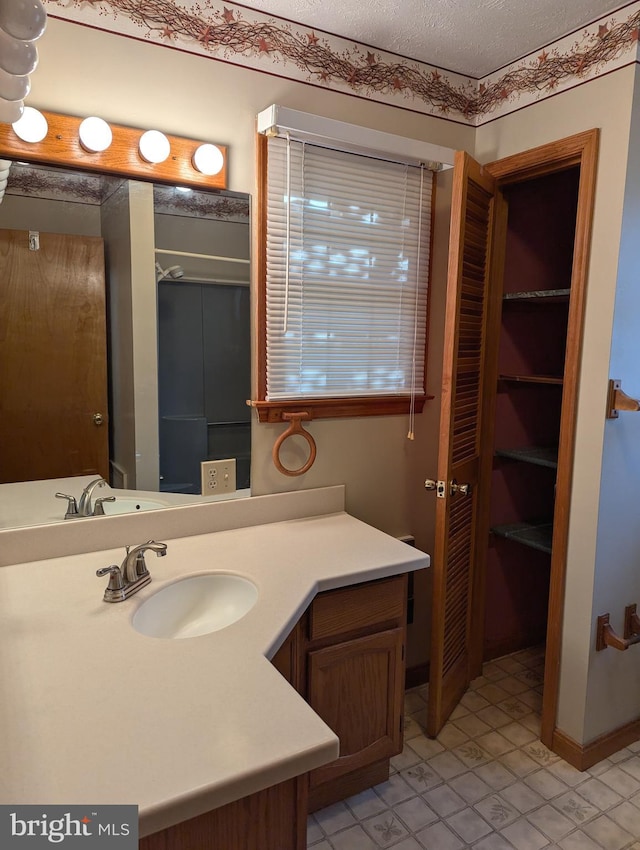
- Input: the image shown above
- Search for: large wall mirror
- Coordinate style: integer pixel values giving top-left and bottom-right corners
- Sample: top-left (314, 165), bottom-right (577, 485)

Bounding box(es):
top-left (0, 119), bottom-right (251, 530)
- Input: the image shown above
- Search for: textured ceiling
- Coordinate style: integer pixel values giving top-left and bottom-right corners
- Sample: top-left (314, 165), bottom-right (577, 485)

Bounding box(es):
top-left (239, 0), bottom-right (627, 77)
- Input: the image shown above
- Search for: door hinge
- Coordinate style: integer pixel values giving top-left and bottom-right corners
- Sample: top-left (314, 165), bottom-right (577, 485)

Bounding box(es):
top-left (28, 231), bottom-right (40, 251)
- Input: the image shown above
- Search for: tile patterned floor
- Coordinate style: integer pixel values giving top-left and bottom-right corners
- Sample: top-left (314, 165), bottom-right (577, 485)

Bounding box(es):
top-left (307, 647), bottom-right (640, 849)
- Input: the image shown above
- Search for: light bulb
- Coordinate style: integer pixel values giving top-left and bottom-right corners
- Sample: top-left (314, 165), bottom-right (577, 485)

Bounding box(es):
top-left (12, 105), bottom-right (47, 142)
top-left (193, 143), bottom-right (224, 176)
top-left (0, 0), bottom-right (46, 41)
top-left (138, 130), bottom-right (170, 164)
top-left (0, 29), bottom-right (37, 75)
top-left (0, 67), bottom-right (29, 102)
top-left (79, 116), bottom-right (112, 153)
top-left (0, 96), bottom-right (22, 123)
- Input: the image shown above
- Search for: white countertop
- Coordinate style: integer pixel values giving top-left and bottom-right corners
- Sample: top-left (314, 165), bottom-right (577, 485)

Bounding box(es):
top-left (0, 508), bottom-right (429, 837)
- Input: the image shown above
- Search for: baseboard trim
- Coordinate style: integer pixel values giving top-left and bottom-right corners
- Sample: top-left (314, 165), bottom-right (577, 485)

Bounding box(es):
top-left (405, 662), bottom-right (429, 690)
top-left (552, 717), bottom-right (640, 771)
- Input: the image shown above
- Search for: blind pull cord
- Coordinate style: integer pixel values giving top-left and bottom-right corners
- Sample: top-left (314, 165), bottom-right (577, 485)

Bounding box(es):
top-left (407, 164), bottom-right (425, 441)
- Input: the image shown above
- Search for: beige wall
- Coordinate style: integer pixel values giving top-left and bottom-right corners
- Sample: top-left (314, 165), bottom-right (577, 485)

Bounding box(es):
top-left (584, 66), bottom-right (640, 742)
top-left (475, 67), bottom-right (635, 744)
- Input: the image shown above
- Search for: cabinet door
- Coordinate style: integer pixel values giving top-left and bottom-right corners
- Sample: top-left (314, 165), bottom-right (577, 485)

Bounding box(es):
top-left (307, 627), bottom-right (403, 789)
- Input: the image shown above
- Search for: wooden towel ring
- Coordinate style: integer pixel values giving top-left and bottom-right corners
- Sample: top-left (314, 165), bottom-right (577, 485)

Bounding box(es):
top-left (272, 412), bottom-right (317, 477)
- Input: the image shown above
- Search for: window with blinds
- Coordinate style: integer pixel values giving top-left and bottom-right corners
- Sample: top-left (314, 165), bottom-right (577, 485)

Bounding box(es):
top-left (263, 135), bottom-right (433, 408)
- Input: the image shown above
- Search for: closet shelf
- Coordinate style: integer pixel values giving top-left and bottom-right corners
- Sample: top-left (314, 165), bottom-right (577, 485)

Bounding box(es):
top-left (491, 521), bottom-right (553, 555)
top-left (499, 374), bottom-right (563, 385)
top-left (503, 288), bottom-right (570, 301)
top-left (495, 446), bottom-right (558, 469)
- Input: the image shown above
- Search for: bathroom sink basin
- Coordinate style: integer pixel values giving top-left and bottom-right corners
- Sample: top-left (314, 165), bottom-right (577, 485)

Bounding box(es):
top-left (103, 497), bottom-right (169, 515)
top-left (132, 573), bottom-right (258, 639)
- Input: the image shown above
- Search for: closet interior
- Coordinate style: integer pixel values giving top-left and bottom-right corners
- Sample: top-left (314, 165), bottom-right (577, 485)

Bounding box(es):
top-left (484, 166), bottom-right (580, 662)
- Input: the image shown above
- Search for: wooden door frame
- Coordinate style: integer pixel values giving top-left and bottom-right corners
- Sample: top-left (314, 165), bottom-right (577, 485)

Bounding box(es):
top-left (471, 129), bottom-right (600, 749)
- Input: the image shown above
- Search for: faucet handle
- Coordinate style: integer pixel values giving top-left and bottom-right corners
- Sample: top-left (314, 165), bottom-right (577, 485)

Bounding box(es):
top-left (96, 564), bottom-right (125, 601)
top-left (55, 492), bottom-right (78, 519)
top-left (93, 496), bottom-right (116, 516)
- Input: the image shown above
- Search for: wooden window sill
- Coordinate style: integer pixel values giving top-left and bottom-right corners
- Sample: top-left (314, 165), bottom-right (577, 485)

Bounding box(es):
top-left (249, 396), bottom-right (432, 423)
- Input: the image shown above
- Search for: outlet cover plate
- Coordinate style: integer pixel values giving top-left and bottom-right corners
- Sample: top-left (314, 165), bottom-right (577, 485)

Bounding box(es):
top-left (201, 459), bottom-right (236, 495)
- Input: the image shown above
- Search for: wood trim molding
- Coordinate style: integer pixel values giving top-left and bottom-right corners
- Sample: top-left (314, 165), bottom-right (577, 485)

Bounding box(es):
top-left (552, 719), bottom-right (640, 772)
top-left (250, 395), bottom-right (430, 422)
top-left (0, 109), bottom-right (227, 190)
top-left (484, 129), bottom-right (597, 184)
top-left (256, 132), bottom-right (268, 401)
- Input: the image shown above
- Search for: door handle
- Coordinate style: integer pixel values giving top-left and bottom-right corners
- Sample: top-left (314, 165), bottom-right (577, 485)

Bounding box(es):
top-left (93, 413), bottom-right (104, 426)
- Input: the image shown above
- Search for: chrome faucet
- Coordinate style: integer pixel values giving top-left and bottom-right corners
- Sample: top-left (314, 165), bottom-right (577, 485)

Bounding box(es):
top-left (56, 477), bottom-right (116, 519)
top-left (96, 540), bottom-right (168, 602)
top-left (78, 477), bottom-right (110, 517)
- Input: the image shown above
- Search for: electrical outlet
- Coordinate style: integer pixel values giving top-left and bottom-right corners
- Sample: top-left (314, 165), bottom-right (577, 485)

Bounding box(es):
top-left (201, 459), bottom-right (236, 495)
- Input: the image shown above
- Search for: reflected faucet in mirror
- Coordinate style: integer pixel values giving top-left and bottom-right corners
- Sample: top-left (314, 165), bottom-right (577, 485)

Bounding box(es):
top-left (78, 477), bottom-right (113, 516)
top-left (55, 477), bottom-right (115, 518)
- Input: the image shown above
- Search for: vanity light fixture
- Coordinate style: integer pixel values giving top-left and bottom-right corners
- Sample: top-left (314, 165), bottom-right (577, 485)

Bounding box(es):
top-left (0, 29), bottom-right (38, 76)
top-left (0, 157), bottom-right (11, 204)
top-left (139, 129), bottom-right (170, 164)
top-left (0, 0), bottom-right (46, 127)
top-left (0, 109), bottom-right (228, 190)
top-left (78, 116), bottom-right (113, 153)
top-left (192, 143), bottom-right (224, 176)
top-left (0, 97), bottom-right (22, 124)
top-left (0, 0), bottom-right (47, 41)
top-left (12, 105), bottom-right (47, 142)
top-left (0, 67), bottom-right (30, 102)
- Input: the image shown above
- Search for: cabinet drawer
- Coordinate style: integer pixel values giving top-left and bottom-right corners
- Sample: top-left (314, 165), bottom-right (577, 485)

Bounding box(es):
top-left (309, 574), bottom-right (406, 641)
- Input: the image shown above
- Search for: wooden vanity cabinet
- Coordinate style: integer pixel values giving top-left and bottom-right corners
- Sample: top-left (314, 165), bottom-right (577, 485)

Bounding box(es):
top-left (139, 776), bottom-right (307, 850)
top-left (274, 573), bottom-right (408, 812)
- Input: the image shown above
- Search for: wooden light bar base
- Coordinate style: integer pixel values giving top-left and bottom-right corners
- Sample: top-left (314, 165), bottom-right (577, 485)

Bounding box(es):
top-left (0, 109), bottom-right (227, 190)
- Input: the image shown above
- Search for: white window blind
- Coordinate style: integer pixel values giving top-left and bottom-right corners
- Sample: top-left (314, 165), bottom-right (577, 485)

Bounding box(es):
top-left (265, 136), bottom-right (432, 401)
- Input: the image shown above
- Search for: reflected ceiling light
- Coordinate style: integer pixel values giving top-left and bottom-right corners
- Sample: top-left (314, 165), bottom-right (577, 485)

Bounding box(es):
top-left (0, 0), bottom-right (47, 41)
top-left (12, 104), bottom-right (47, 141)
top-left (0, 96), bottom-right (22, 123)
top-left (176, 186), bottom-right (191, 193)
top-left (139, 129), bottom-right (170, 164)
top-left (192, 143), bottom-right (224, 176)
top-left (0, 29), bottom-right (38, 76)
top-left (79, 116), bottom-right (112, 153)
top-left (0, 67), bottom-right (29, 101)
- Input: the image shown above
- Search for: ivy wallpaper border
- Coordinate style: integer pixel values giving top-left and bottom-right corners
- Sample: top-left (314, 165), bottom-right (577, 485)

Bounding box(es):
top-left (44, 0), bottom-right (640, 125)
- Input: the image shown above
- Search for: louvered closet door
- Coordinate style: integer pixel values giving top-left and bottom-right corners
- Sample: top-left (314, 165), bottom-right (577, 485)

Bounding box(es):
top-left (427, 153), bottom-right (497, 736)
